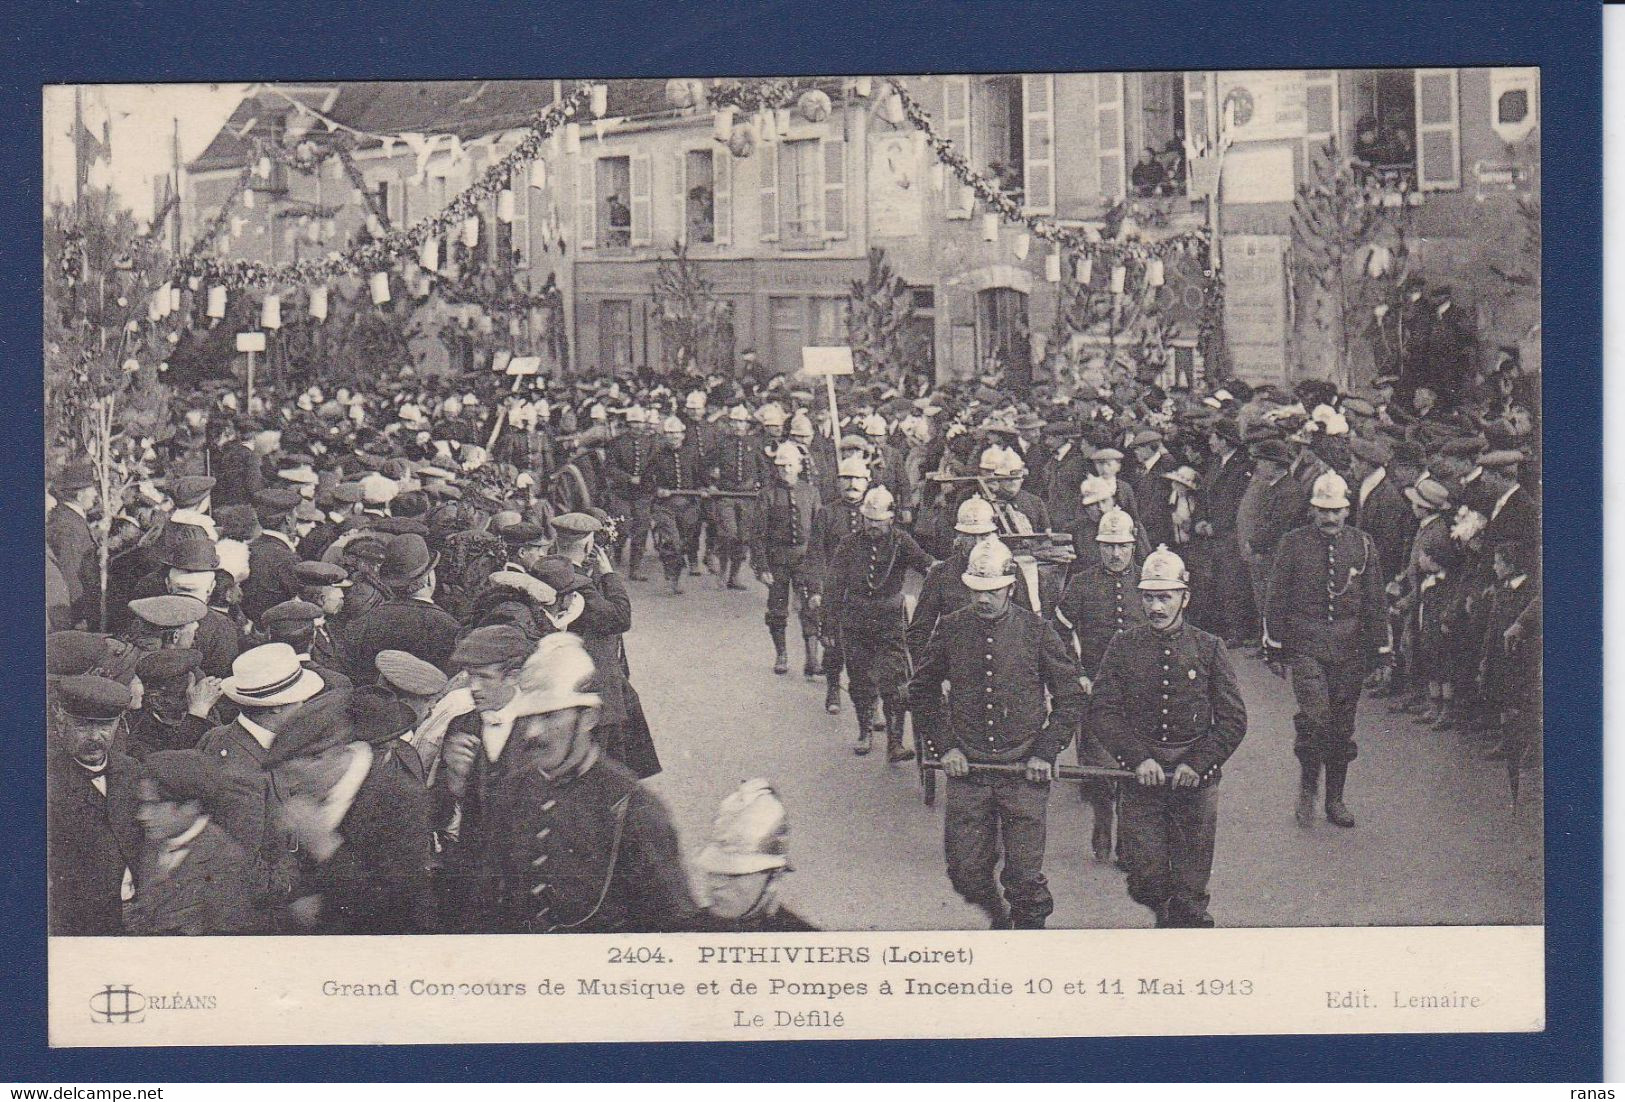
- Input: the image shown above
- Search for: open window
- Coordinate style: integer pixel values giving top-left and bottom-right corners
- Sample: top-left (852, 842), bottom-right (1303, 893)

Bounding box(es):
top-left (1130, 72), bottom-right (1186, 198)
top-left (977, 287), bottom-right (1029, 376)
top-left (596, 156), bottom-right (632, 248)
top-left (683, 149), bottom-right (715, 244)
top-left (1349, 69), bottom-right (1459, 192)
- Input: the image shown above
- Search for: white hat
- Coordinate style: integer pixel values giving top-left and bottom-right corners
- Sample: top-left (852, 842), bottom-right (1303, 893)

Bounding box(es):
top-left (277, 465), bottom-right (319, 486)
top-left (216, 539), bottom-right (250, 582)
top-left (771, 441), bottom-right (805, 468)
top-left (1311, 403), bottom-right (1350, 437)
top-left (685, 391), bottom-right (707, 410)
top-left (757, 402), bottom-right (787, 428)
top-left (859, 485), bottom-right (895, 521)
top-left (962, 537), bottom-right (1016, 591)
top-left (624, 406), bottom-right (648, 425)
top-left (837, 455), bottom-right (870, 480)
top-left (979, 445), bottom-right (1005, 472)
top-left (491, 632), bottom-right (601, 722)
top-left (1163, 465), bottom-right (1200, 491)
top-left (1079, 475), bottom-right (1115, 507)
top-left (1310, 470), bottom-right (1352, 509)
top-left (695, 779), bottom-right (791, 875)
top-left (1138, 545), bottom-right (1189, 591)
top-left (168, 508), bottom-right (219, 542)
top-left (955, 495), bottom-right (997, 535)
top-left (359, 472), bottom-right (399, 506)
top-left (862, 413), bottom-right (888, 436)
top-left (222, 642), bottom-right (325, 708)
top-left (789, 412), bottom-right (814, 438)
top-left (588, 403), bottom-right (608, 422)
top-left (442, 396), bottom-right (463, 417)
top-left (1096, 508), bottom-right (1136, 544)
top-left (726, 404), bottom-right (751, 423)
top-left (661, 415), bottom-right (685, 434)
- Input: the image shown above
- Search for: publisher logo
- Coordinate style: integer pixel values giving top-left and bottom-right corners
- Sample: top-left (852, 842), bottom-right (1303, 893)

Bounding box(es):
top-left (89, 984), bottom-right (146, 1024)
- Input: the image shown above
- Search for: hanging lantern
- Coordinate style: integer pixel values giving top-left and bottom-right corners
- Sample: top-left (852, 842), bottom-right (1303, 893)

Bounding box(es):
top-left (1147, 257), bottom-right (1166, 287)
top-left (366, 213), bottom-right (383, 237)
top-left (310, 285), bottom-right (329, 320)
top-left (256, 155), bottom-right (272, 178)
top-left (1045, 250), bottom-right (1062, 283)
top-left (878, 89), bottom-right (906, 126)
top-left (498, 189), bottom-right (516, 223)
top-left (463, 216), bottom-right (481, 247)
top-left (420, 236), bottom-right (440, 271)
top-left (590, 83), bottom-right (609, 118)
top-left (564, 123), bottom-right (582, 154)
top-left (242, 189), bottom-right (255, 209)
top-left (370, 271), bottom-right (391, 305)
top-left (728, 123), bottom-right (757, 159)
top-left (168, 285), bottom-right (182, 312)
top-left (1013, 233), bottom-right (1031, 261)
top-left (981, 213), bottom-right (999, 242)
top-left (854, 77), bottom-right (873, 98)
top-left (529, 159), bottom-right (547, 190)
top-left (774, 107), bottom-right (792, 136)
top-left (1366, 243), bottom-right (1393, 277)
top-left (713, 106), bottom-right (736, 142)
top-left (798, 89), bottom-right (832, 123)
top-left (1109, 265), bottom-right (1126, 295)
top-left (930, 162), bottom-right (946, 191)
top-left (187, 276), bottom-right (201, 291)
top-left (261, 293), bottom-right (282, 330)
top-left (206, 285), bottom-right (227, 318)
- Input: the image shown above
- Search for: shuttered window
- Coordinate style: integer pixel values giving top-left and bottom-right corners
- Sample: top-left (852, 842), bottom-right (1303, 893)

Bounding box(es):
top-left (943, 75), bottom-right (973, 217)
top-left (1096, 73), bottom-right (1126, 202)
top-left (575, 156), bottom-right (596, 250)
top-left (822, 135), bottom-right (847, 239)
top-left (1303, 71), bottom-right (1339, 169)
top-left (1415, 68), bottom-right (1461, 191)
top-left (1022, 74), bottom-right (1055, 213)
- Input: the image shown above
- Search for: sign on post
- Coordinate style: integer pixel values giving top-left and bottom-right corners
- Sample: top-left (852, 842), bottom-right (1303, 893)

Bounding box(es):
top-left (800, 346), bottom-right (855, 459)
top-left (505, 355), bottom-right (541, 376)
top-left (491, 350), bottom-right (513, 374)
top-left (235, 331), bottom-right (266, 407)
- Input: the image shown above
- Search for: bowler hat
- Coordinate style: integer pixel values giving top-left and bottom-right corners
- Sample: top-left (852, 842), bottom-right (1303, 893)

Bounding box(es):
top-left (378, 533), bottom-right (438, 588)
top-left (51, 462), bottom-right (95, 494)
top-left (169, 475), bottom-right (216, 508)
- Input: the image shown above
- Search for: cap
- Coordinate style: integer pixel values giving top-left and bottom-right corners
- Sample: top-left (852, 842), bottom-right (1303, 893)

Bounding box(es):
top-left (1346, 436), bottom-right (1390, 467)
top-left (661, 415), bottom-right (685, 434)
top-left (141, 749), bottom-right (227, 804)
top-left (375, 649), bottom-right (450, 698)
top-left (159, 533), bottom-right (220, 572)
top-left (1405, 477), bottom-right (1452, 511)
top-left (1249, 439), bottom-right (1293, 466)
top-left (727, 404), bottom-right (751, 423)
top-left (1078, 475), bottom-right (1115, 507)
top-left (135, 648), bottom-right (203, 685)
top-left (1090, 447), bottom-right (1124, 462)
top-left (260, 599), bottom-right (323, 630)
top-left (252, 487), bottom-right (301, 523)
top-left (169, 475), bottom-right (216, 507)
top-left (788, 412), bottom-right (814, 438)
top-left (1310, 471), bottom-right (1352, 509)
top-left (1096, 508), bottom-right (1137, 544)
top-left (859, 486), bottom-right (895, 521)
top-left (54, 674), bottom-right (133, 720)
top-left (978, 445), bottom-right (1005, 472)
top-left (294, 561), bottom-right (350, 588)
top-left (1476, 448), bottom-right (1525, 471)
top-left (359, 472), bottom-right (400, 506)
top-left (1138, 545), bottom-right (1189, 591)
top-left (954, 495), bottom-right (997, 536)
top-left (685, 391), bottom-right (707, 410)
top-left (837, 455), bottom-right (870, 479)
top-left (449, 623), bottom-right (535, 669)
top-left (128, 594), bottom-right (207, 630)
top-left (51, 462), bottom-right (96, 494)
top-left (497, 520), bottom-right (550, 546)
top-left (694, 779), bottom-right (791, 875)
top-left (771, 441), bottom-right (804, 468)
top-left (481, 632), bottom-right (600, 727)
top-left (757, 402), bottom-right (787, 428)
top-left (552, 512), bottom-right (604, 537)
top-left (962, 537), bottom-right (1016, 591)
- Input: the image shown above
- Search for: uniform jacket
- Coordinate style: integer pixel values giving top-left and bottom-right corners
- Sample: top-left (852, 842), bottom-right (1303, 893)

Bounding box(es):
top-left (706, 434), bottom-right (765, 492)
top-left (1056, 560), bottom-right (1148, 676)
top-left (605, 435), bottom-right (659, 501)
top-left (195, 718), bottom-right (301, 907)
top-left (906, 604), bottom-right (1085, 766)
top-left (749, 479), bottom-right (820, 569)
top-left (807, 499), bottom-right (863, 591)
top-left (1091, 621), bottom-right (1247, 785)
top-left (1265, 523), bottom-right (1392, 667)
top-left (448, 745), bottom-right (699, 934)
top-left (47, 746), bottom-right (143, 935)
top-left (125, 819), bottom-right (268, 935)
top-left (827, 528), bottom-right (934, 623)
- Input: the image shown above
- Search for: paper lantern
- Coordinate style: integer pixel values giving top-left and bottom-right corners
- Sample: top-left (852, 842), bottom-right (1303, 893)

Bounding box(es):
top-left (1013, 233), bottom-right (1031, 260)
top-left (206, 286), bottom-right (227, 318)
top-left (713, 106), bottom-right (736, 142)
top-left (261, 293), bottom-right (282, 330)
top-left (310, 285), bottom-right (329, 320)
top-left (497, 189), bottom-right (516, 223)
top-left (420, 236), bottom-right (440, 272)
top-left (187, 276), bottom-right (201, 291)
top-left (728, 124), bottom-right (757, 159)
top-left (590, 83), bottom-right (608, 118)
top-left (463, 216), bottom-right (481, 247)
top-left (529, 159), bottom-right (547, 190)
top-left (981, 213), bottom-right (1000, 242)
top-left (242, 189), bottom-right (254, 209)
top-left (665, 78), bottom-right (697, 109)
top-left (1109, 265), bottom-right (1126, 295)
top-left (774, 107), bottom-right (792, 136)
top-left (370, 271), bottom-right (391, 305)
top-left (564, 123), bottom-right (581, 154)
top-left (1366, 244), bottom-right (1392, 277)
top-left (256, 156), bottom-right (272, 178)
top-left (854, 77), bottom-right (873, 98)
top-left (168, 285), bottom-right (181, 312)
top-left (798, 89), bottom-right (832, 123)
top-left (1045, 251), bottom-right (1062, 283)
top-left (1147, 258), bottom-right (1166, 287)
top-left (122, 357), bottom-right (140, 374)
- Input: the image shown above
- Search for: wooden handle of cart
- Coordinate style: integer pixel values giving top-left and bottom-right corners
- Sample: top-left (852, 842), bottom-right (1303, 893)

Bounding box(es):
top-left (998, 530), bottom-right (1075, 544)
top-left (664, 489), bottom-right (758, 499)
top-left (920, 758), bottom-right (1135, 781)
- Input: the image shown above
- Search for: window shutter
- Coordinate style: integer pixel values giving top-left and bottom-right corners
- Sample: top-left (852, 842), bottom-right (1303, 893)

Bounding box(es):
top-left (943, 75), bottom-right (972, 218)
top-left (1096, 73), bottom-right (1125, 202)
top-left (1183, 71), bottom-right (1212, 153)
top-left (1303, 71), bottom-right (1339, 169)
top-left (510, 163), bottom-right (530, 268)
top-left (822, 135), bottom-right (848, 239)
top-left (672, 151), bottom-right (687, 246)
top-left (576, 156), bottom-right (595, 250)
top-left (759, 140), bottom-right (779, 241)
top-left (1415, 68), bottom-right (1461, 191)
top-left (630, 152), bottom-right (653, 246)
top-left (713, 147), bottom-right (732, 245)
top-left (1021, 74), bottom-right (1056, 214)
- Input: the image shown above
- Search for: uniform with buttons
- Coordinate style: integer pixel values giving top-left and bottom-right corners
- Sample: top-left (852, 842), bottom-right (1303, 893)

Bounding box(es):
top-left (651, 442), bottom-right (706, 583)
top-left (704, 434), bottom-right (764, 577)
top-left (1091, 620), bottom-right (1247, 927)
top-left (750, 478), bottom-right (823, 638)
top-left (606, 433), bottom-right (658, 577)
top-left (826, 526), bottom-right (934, 718)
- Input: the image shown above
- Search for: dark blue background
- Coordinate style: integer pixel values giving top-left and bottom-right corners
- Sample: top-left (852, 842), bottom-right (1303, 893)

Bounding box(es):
top-left (0, 0), bottom-right (1600, 1081)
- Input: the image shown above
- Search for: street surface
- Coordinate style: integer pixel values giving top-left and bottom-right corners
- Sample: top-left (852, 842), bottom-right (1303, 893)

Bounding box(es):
top-left (625, 569), bottom-right (1544, 931)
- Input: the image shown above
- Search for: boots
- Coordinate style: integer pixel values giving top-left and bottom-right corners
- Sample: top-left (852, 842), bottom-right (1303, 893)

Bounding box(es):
top-left (628, 541), bottom-right (647, 582)
top-left (1295, 760), bottom-right (1319, 828)
top-left (972, 896), bottom-right (1010, 930)
top-left (669, 569), bottom-right (684, 596)
top-left (725, 558), bottom-right (746, 590)
top-left (885, 704), bottom-right (914, 764)
top-left (870, 700), bottom-right (888, 732)
top-left (802, 634), bottom-right (821, 679)
top-left (824, 677), bottom-right (842, 714)
top-left (770, 625), bottom-right (789, 675)
top-left (1324, 762), bottom-right (1355, 827)
top-left (853, 709), bottom-right (872, 756)
top-left (1088, 789), bottom-right (1114, 862)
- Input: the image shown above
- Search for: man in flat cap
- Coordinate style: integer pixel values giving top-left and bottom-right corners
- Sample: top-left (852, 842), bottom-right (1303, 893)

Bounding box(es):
top-left (47, 675), bottom-right (143, 935)
top-left (169, 474), bottom-right (216, 515)
top-left (243, 487), bottom-right (305, 623)
top-left (293, 561), bottom-right (350, 675)
top-left (125, 649), bottom-right (222, 759)
top-left (124, 594), bottom-right (208, 655)
top-left (125, 749), bottom-right (267, 935)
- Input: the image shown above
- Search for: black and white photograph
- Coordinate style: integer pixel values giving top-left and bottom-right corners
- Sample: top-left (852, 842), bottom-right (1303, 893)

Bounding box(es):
top-left (42, 69), bottom-right (1543, 948)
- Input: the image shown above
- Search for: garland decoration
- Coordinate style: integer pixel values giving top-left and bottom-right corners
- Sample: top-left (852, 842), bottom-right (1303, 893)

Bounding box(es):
top-left (173, 83), bottom-right (592, 291)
